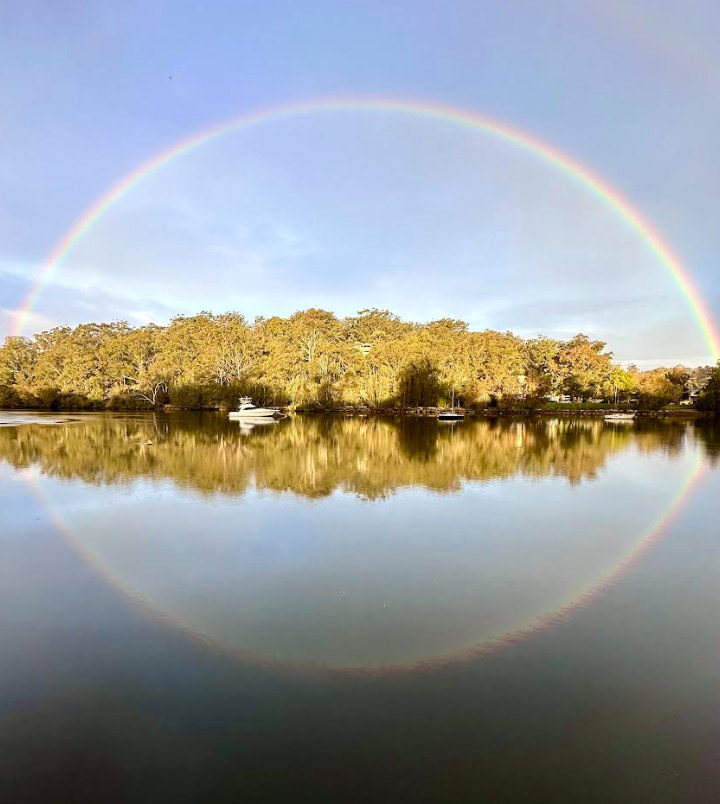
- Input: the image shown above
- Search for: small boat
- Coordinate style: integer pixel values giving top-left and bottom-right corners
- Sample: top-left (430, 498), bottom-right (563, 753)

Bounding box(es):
top-left (228, 397), bottom-right (281, 419)
top-left (604, 412), bottom-right (636, 422)
top-left (438, 390), bottom-right (465, 421)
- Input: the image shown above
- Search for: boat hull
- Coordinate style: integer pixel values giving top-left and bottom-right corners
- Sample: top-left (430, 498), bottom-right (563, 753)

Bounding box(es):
top-left (438, 414), bottom-right (465, 421)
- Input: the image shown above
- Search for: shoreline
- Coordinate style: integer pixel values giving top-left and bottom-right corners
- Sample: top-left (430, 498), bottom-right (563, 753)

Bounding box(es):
top-left (0, 405), bottom-right (713, 419)
top-left (291, 406), bottom-right (712, 418)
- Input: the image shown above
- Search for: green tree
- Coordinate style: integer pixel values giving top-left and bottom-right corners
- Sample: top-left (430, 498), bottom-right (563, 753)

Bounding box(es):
top-left (697, 362), bottom-right (720, 412)
top-left (631, 367), bottom-right (683, 408)
top-left (558, 335), bottom-right (614, 401)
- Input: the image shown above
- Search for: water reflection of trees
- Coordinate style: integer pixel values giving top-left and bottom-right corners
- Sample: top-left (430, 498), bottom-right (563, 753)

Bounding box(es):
top-left (0, 414), bottom-right (696, 499)
top-left (693, 420), bottom-right (720, 464)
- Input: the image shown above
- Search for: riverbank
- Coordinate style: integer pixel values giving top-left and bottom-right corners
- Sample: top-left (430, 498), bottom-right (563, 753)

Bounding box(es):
top-left (0, 404), bottom-right (713, 419)
top-left (290, 405), bottom-right (713, 418)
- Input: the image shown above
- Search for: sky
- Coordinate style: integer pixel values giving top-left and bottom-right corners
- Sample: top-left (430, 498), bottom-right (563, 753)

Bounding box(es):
top-left (2, 0), bottom-right (720, 367)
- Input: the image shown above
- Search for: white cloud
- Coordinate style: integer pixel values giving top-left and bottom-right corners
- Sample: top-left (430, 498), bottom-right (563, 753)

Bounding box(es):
top-left (127, 310), bottom-right (164, 325)
top-left (1, 307), bottom-right (54, 337)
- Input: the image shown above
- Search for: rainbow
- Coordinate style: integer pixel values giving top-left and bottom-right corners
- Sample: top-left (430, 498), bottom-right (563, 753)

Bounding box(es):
top-left (21, 432), bottom-right (707, 678)
top-left (12, 96), bottom-right (720, 359)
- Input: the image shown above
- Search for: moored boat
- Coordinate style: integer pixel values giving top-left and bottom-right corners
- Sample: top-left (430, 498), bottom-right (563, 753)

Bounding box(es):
top-left (438, 390), bottom-right (465, 421)
top-left (604, 412), bottom-right (636, 422)
top-left (229, 397), bottom-right (281, 419)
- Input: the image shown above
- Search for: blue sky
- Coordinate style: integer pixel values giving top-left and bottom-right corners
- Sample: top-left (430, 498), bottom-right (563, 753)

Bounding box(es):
top-left (2, 0), bottom-right (720, 366)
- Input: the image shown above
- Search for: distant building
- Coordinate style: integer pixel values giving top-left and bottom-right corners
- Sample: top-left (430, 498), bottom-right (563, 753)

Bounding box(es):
top-left (681, 376), bottom-right (709, 405)
top-left (680, 388), bottom-right (701, 405)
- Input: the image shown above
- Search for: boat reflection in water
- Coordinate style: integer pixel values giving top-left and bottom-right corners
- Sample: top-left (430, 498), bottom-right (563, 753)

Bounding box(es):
top-left (236, 418), bottom-right (283, 435)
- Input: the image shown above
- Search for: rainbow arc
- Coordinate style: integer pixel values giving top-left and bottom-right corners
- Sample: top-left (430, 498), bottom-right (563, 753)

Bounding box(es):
top-left (11, 96), bottom-right (720, 360)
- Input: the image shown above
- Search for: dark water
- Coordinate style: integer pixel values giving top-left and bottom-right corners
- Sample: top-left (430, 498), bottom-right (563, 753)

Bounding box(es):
top-left (1, 412), bottom-right (719, 803)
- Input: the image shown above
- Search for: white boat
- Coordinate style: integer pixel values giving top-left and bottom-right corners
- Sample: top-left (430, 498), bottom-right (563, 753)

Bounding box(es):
top-left (604, 412), bottom-right (636, 422)
top-left (228, 397), bottom-right (281, 419)
top-left (438, 390), bottom-right (465, 421)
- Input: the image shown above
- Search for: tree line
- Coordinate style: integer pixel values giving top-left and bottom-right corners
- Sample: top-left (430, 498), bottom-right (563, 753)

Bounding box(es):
top-left (0, 309), bottom-right (717, 410)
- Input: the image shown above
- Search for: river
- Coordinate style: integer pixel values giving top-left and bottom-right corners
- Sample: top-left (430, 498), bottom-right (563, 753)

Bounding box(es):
top-left (1, 412), bottom-right (718, 802)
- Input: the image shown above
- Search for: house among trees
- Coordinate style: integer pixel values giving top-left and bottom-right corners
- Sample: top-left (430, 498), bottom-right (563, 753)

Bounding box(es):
top-left (681, 374), bottom-right (712, 405)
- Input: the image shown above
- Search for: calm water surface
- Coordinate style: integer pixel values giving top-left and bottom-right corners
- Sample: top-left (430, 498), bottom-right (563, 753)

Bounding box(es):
top-left (1, 412), bottom-right (719, 802)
